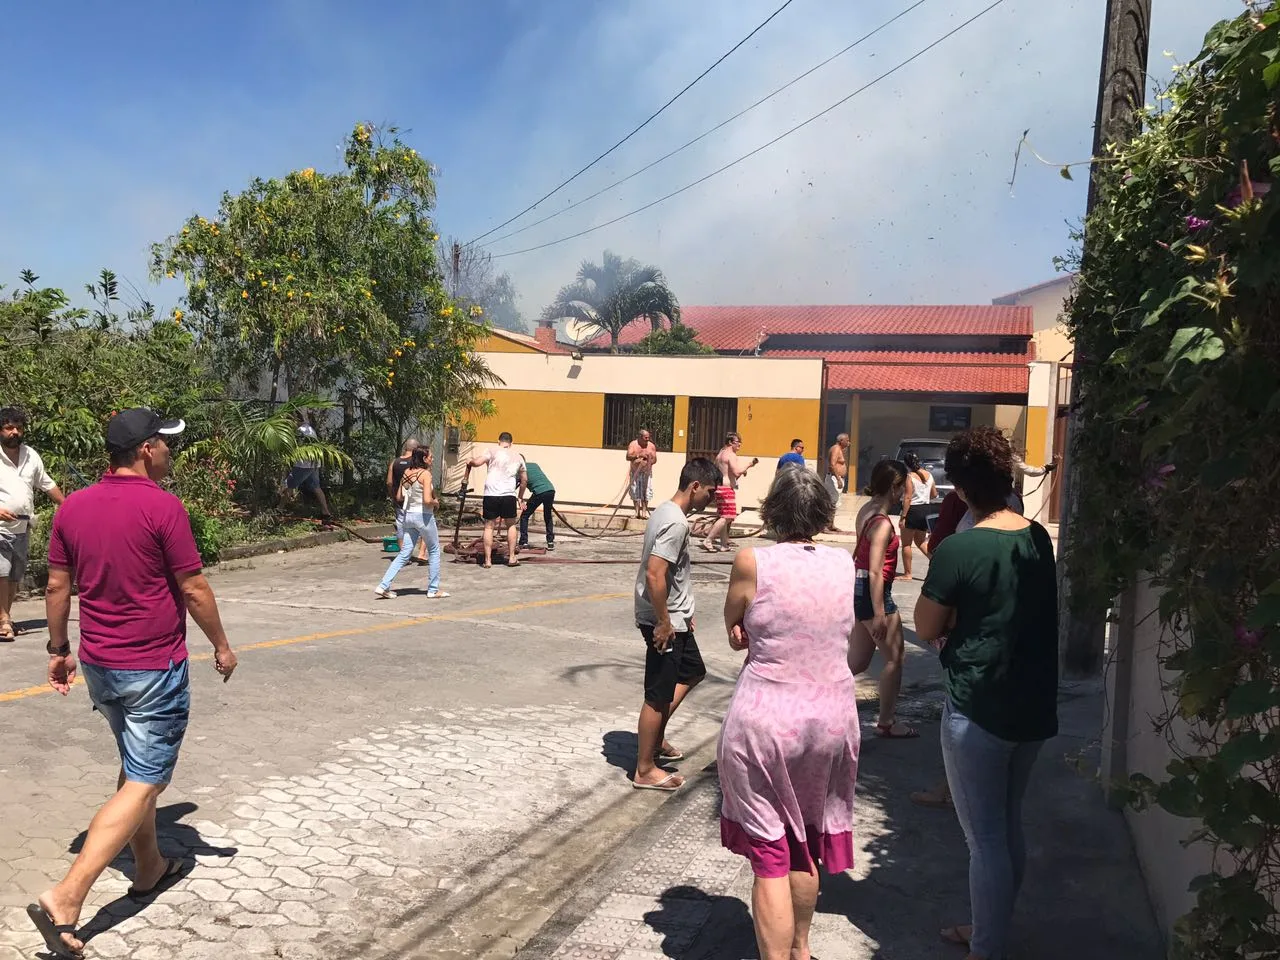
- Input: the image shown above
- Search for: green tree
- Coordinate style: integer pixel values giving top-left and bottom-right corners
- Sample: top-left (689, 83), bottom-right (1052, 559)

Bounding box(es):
top-left (632, 322), bottom-right (713, 355)
top-left (1062, 8), bottom-right (1280, 956)
top-left (151, 122), bottom-right (494, 425)
top-left (0, 271), bottom-right (214, 482)
top-left (542, 250), bottom-right (679, 353)
top-left (179, 393), bottom-right (350, 503)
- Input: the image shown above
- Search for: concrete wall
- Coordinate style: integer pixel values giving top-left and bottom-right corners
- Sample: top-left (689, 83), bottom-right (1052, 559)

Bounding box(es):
top-left (446, 352), bottom-right (825, 511)
top-left (1102, 581), bottom-right (1217, 943)
top-left (856, 399), bottom-right (998, 472)
top-left (1021, 362), bottom-right (1056, 522)
top-left (995, 275), bottom-right (1075, 363)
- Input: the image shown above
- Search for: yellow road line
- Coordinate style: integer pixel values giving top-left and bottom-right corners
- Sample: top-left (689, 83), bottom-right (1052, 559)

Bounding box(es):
top-left (0, 591), bottom-right (627, 705)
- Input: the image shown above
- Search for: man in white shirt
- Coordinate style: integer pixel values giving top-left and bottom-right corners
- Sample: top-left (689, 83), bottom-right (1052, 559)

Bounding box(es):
top-left (465, 431), bottom-right (526, 568)
top-left (0, 407), bottom-right (64, 640)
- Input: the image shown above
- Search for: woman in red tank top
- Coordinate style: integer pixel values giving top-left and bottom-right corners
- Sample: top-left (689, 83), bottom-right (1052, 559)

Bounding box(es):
top-left (853, 460), bottom-right (917, 738)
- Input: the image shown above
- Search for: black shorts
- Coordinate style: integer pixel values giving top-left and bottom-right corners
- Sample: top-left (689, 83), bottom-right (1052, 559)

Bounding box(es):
top-left (904, 503), bottom-right (935, 532)
top-left (640, 626), bottom-right (706, 706)
top-left (854, 578), bottom-right (898, 621)
top-left (482, 495), bottom-right (518, 520)
top-left (286, 466), bottom-right (321, 494)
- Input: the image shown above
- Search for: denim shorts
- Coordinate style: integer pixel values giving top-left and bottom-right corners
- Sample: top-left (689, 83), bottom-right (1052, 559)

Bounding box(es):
top-left (81, 659), bottom-right (191, 785)
top-left (854, 576), bottom-right (898, 621)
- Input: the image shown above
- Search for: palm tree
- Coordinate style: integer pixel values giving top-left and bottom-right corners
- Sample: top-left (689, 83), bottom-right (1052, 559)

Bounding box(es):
top-left (542, 251), bottom-right (679, 353)
top-left (180, 393), bottom-right (352, 506)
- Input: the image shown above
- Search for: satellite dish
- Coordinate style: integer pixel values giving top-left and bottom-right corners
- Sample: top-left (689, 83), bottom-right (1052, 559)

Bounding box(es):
top-left (563, 319), bottom-right (599, 345)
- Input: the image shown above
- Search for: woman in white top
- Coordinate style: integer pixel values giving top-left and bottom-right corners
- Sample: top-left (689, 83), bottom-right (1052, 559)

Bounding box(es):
top-left (899, 452), bottom-right (937, 579)
top-left (375, 446), bottom-right (448, 599)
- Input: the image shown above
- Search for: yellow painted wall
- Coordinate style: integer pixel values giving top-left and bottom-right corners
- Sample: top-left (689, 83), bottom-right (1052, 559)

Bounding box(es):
top-left (737, 398), bottom-right (821, 460)
top-left (476, 333), bottom-right (539, 354)
top-left (1023, 407), bottom-right (1048, 468)
top-left (672, 396), bottom-right (689, 453)
top-left (472, 390), bottom-right (604, 447)
top-left (849, 394), bottom-right (861, 488)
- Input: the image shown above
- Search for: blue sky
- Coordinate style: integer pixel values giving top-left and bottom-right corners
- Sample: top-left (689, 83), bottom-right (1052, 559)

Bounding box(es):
top-left (0, 0), bottom-right (1248, 317)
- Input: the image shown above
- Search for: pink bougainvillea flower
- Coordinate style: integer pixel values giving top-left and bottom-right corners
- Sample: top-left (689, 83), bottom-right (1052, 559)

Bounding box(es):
top-left (1145, 463), bottom-right (1176, 490)
top-left (1234, 622), bottom-right (1264, 650)
top-left (1185, 215), bottom-right (1212, 231)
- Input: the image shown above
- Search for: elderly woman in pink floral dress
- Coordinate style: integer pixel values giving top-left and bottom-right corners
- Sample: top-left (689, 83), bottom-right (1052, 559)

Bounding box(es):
top-left (718, 467), bottom-right (872, 960)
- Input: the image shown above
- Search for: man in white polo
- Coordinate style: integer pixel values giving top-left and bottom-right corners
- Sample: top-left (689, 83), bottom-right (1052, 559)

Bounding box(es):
top-left (0, 406), bottom-right (64, 641)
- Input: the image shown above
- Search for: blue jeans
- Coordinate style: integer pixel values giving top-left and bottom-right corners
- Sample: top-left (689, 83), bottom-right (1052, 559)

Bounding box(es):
top-left (82, 659), bottom-right (191, 785)
top-left (941, 699), bottom-right (1043, 959)
top-left (379, 511), bottom-right (441, 594)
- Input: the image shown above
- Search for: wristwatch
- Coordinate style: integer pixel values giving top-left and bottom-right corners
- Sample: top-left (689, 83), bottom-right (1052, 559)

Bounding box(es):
top-left (46, 639), bottom-right (71, 656)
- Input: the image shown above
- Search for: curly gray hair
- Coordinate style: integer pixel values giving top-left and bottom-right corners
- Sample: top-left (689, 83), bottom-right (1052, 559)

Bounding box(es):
top-left (760, 467), bottom-right (834, 542)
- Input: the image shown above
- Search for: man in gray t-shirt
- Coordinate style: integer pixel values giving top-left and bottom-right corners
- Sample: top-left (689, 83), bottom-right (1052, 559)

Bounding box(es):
top-left (632, 457), bottom-right (720, 792)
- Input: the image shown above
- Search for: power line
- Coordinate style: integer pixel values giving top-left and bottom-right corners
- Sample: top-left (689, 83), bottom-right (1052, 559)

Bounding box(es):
top-left (492, 0), bottom-right (1007, 261)
top-left (467, 0), bottom-right (799, 246)
top-left (485, 0), bottom-right (930, 248)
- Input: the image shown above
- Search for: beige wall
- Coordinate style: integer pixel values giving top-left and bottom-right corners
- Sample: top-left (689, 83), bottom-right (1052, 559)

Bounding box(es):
top-left (446, 441), bottom-right (808, 514)
top-left (997, 276), bottom-right (1075, 363)
top-left (1103, 581), bottom-right (1217, 940)
top-left (1021, 362), bottom-right (1057, 522)
top-left (856, 400), bottom-right (997, 477)
top-left (996, 404), bottom-right (1027, 449)
top-left (453, 353), bottom-right (824, 510)
top-left (478, 352), bottom-right (823, 401)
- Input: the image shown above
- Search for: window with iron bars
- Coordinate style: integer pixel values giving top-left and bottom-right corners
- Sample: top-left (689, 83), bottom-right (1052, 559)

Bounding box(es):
top-left (602, 395), bottom-right (674, 451)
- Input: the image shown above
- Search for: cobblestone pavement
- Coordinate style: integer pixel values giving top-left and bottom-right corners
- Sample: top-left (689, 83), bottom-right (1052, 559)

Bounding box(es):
top-left (0, 537), bottom-right (755, 960)
top-left (517, 680), bottom-right (1166, 960)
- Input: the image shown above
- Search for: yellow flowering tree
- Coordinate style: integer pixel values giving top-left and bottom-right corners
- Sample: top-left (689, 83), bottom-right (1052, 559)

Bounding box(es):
top-left (150, 122), bottom-right (495, 441)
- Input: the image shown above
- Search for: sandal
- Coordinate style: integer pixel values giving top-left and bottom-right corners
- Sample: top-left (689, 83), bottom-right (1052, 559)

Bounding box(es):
top-left (632, 773), bottom-right (684, 792)
top-left (876, 721), bottom-right (920, 739)
top-left (128, 857), bottom-right (186, 898)
top-left (26, 903), bottom-right (82, 959)
top-left (941, 924), bottom-right (972, 947)
top-left (0, 619), bottom-right (14, 642)
top-left (910, 788), bottom-right (953, 809)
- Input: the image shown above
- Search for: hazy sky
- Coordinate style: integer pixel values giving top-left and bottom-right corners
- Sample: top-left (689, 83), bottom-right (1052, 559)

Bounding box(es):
top-left (0, 0), bottom-right (1249, 317)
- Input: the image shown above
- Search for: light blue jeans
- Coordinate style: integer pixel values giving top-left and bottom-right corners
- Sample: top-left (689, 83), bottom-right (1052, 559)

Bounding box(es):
top-left (379, 511), bottom-right (441, 595)
top-left (940, 699), bottom-right (1043, 960)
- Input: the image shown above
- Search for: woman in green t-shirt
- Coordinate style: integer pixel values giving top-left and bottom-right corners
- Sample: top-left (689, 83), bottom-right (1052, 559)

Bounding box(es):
top-left (914, 426), bottom-right (1058, 960)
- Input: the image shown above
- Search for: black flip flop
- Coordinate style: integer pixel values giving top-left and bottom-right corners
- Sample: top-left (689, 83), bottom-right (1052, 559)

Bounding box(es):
top-left (128, 858), bottom-right (186, 898)
top-left (25, 903), bottom-right (82, 959)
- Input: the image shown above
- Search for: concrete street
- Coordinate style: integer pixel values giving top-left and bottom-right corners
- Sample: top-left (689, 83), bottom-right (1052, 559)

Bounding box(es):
top-left (0, 530), bottom-right (1159, 959)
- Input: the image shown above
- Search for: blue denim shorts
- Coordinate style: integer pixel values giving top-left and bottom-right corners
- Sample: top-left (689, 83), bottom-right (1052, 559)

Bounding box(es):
top-left (854, 576), bottom-right (898, 621)
top-left (81, 659), bottom-right (191, 785)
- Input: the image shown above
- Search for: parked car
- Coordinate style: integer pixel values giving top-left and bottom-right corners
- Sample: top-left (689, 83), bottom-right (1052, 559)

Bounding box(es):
top-left (894, 438), bottom-right (952, 500)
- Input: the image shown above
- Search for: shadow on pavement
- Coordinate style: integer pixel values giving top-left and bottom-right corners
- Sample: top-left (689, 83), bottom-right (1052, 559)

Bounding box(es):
top-left (813, 690), bottom-right (1165, 960)
top-left (67, 802), bottom-right (237, 944)
top-left (602, 730), bottom-right (639, 777)
top-left (650, 885), bottom-right (753, 959)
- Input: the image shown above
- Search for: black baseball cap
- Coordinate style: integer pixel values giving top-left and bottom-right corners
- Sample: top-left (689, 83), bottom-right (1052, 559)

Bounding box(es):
top-left (105, 408), bottom-right (186, 453)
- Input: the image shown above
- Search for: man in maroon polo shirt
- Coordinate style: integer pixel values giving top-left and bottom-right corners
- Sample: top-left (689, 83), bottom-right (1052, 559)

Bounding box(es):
top-left (26, 409), bottom-right (238, 959)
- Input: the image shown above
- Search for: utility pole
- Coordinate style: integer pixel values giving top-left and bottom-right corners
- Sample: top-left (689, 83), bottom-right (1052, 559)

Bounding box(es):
top-left (1057, 0), bottom-right (1152, 677)
top-left (451, 241), bottom-right (462, 298)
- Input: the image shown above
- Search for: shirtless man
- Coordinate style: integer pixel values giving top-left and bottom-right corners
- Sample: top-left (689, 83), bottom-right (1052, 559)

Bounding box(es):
top-left (701, 432), bottom-right (757, 552)
top-left (826, 433), bottom-right (850, 507)
top-left (626, 428), bottom-right (659, 519)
